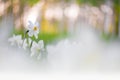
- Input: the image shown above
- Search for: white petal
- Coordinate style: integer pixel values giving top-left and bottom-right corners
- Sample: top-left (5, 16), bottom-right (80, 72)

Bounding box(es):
top-left (8, 35), bottom-right (15, 42)
top-left (35, 22), bottom-right (40, 28)
top-left (32, 41), bottom-right (38, 47)
top-left (28, 31), bottom-right (34, 37)
top-left (8, 34), bottom-right (23, 47)
top-left (34, 33), bottom-right (38, 39)
top-left (36, 29), bottom-right (39, 34)
top-left (17, 40), bottom-right (23, 48)
top-left (38, 40), bottom-right (44, 48)
top-left (22, 39), bottom-right (28, 50)
top-left (28, 38), bottom-right (32, 46)
top-left (16, 35), bottom-right (22, 39)
top-left (30, 45), bottom-right (37, 56)
top-left (28, 21), bottom-right (34, 27)
top-left (27, 21), bottom-right (34, 30)
top-left (37, 53), bottom-right (41, 60)
top-left (28, 25), bottom-right (32, 30)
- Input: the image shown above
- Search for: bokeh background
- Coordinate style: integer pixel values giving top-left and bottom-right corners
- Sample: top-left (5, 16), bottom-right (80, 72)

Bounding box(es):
top-left (0, 0), bottom-right (120, 74)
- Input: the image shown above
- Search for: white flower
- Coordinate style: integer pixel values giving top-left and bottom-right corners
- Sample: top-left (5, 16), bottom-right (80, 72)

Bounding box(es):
top-left (8, 35), bottom-right (23, 48)
top-left (22, 39), bottom-right (27, 50)
top-left (28, 38), bottom-right (32, 46)
top-left (30, 40), bottom-right (44, 58)
top-left (22, 38), bottom-right (32, 50)
top-left (27, 21), bottom-right (40, 39)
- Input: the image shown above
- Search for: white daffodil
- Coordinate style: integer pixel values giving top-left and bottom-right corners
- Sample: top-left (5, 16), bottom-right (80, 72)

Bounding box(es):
top-left (8, 35), bottom-right (23, 48)
top-left (22, 38), bottom-right (32, 50)
top-left (27, 21), bottom-right (40, 39)
top-left (30, 40), bottom-right (44, 57)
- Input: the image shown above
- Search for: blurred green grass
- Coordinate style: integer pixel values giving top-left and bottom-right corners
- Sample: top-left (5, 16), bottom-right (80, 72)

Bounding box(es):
top-left (12, 28), bottom-right (68, 46)
top-left (101, 32), bottom-right (118, 43)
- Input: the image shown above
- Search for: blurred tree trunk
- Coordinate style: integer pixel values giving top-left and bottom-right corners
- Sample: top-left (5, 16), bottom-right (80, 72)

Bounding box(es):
top-left (13, 0), bottom-right (25, 30)
top-left (113, 0), bottom-right (119, 37)
top-left (103, 0), bottom-right (113, 35)
top-left (2, 0), bottom-right (13, 18)
top-left (118, 1), bottom-right (120, 37)
top-left (19, 0), bottom-right (25, 30)
top-left (119, 14), bottom-right (120, 37)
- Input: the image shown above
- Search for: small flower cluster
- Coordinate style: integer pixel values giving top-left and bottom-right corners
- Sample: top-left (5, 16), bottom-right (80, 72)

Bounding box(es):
top-left (8, 21), bottom-right (44, 59)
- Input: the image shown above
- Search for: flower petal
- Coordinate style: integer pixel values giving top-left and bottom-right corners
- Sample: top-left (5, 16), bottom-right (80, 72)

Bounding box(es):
top-left (22, 39), bottom-right (28, 50)
top-left (34, 33), bottom-right (38, 39)
top-left (37, 53), bottom-right (41, 60)
top-left (38, 40), bottom-right (44, 48)
top-left (28, 21), bottom-right (34, 27)
top-left (28, 38), bottom-right (32, 46)
top-left (28, 21), bottom-right (34, 30)
top-left (28, 31), bottom-right (34, 37)
top-left (8, 34), bottom-right (23, 47)
top-left (35, 22), bottom-right (40, 28)
top-left (32, 41), bottom-right (37, 47)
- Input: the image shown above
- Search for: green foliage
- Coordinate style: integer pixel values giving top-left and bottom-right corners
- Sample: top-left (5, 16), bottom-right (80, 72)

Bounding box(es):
top-left (113, 0), bottom-right (120, 36)
top-left (101, 32), bottom-right (118, 42)
top-left (13, 29), bottom-right (68, 46)
top-left (64, 0), bottom-right (70, 2)
top-left (22, 0), bottom-right (40, 6)
top-left (13, 28), bottom-right (24, 37)
top-left (27, 0), bottom-right (40, 6)
top-left (77, 0), bottom-right (105, 6)
top-left (114, 0), bottom-right (119, 5)
top-left (38, 32), bottom-right (68, 46)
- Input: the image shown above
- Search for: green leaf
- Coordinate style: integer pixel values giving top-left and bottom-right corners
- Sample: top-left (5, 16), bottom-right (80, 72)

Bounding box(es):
top-left (26, 0), bottom-right (40, 6)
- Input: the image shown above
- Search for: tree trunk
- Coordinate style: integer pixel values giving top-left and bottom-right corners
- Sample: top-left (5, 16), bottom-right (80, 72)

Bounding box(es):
top-left (113, 0), bottom-right (119, 37)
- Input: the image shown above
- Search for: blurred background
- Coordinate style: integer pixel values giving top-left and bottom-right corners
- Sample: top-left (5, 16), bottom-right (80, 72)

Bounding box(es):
top-left (0, 0), bottom-right (120, 40)
top-left (0, 0), bottom-right (120, 73)
top-left (0, 0), bottom-right (119, 42)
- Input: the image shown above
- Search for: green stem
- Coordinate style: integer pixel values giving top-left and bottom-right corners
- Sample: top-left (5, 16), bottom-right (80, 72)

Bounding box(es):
top-left (22, 30), bottom-right (29, 46)
top-left (30, 40), bottom-right (33, 48)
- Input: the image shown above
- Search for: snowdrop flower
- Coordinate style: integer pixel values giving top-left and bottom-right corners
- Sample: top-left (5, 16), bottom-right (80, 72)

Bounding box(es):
top-left (27, 21), bottom-right (40, 39)
top-left (30, 40), bottom-right (44, 58)
top-left (8, 35), bottom-right (23, 48)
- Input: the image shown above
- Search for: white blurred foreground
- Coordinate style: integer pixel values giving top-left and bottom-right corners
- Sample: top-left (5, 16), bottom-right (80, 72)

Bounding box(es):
top-left (0, 16), bottom-right (120, 74)
top-left (47, 26), bottom-right (120, 72)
